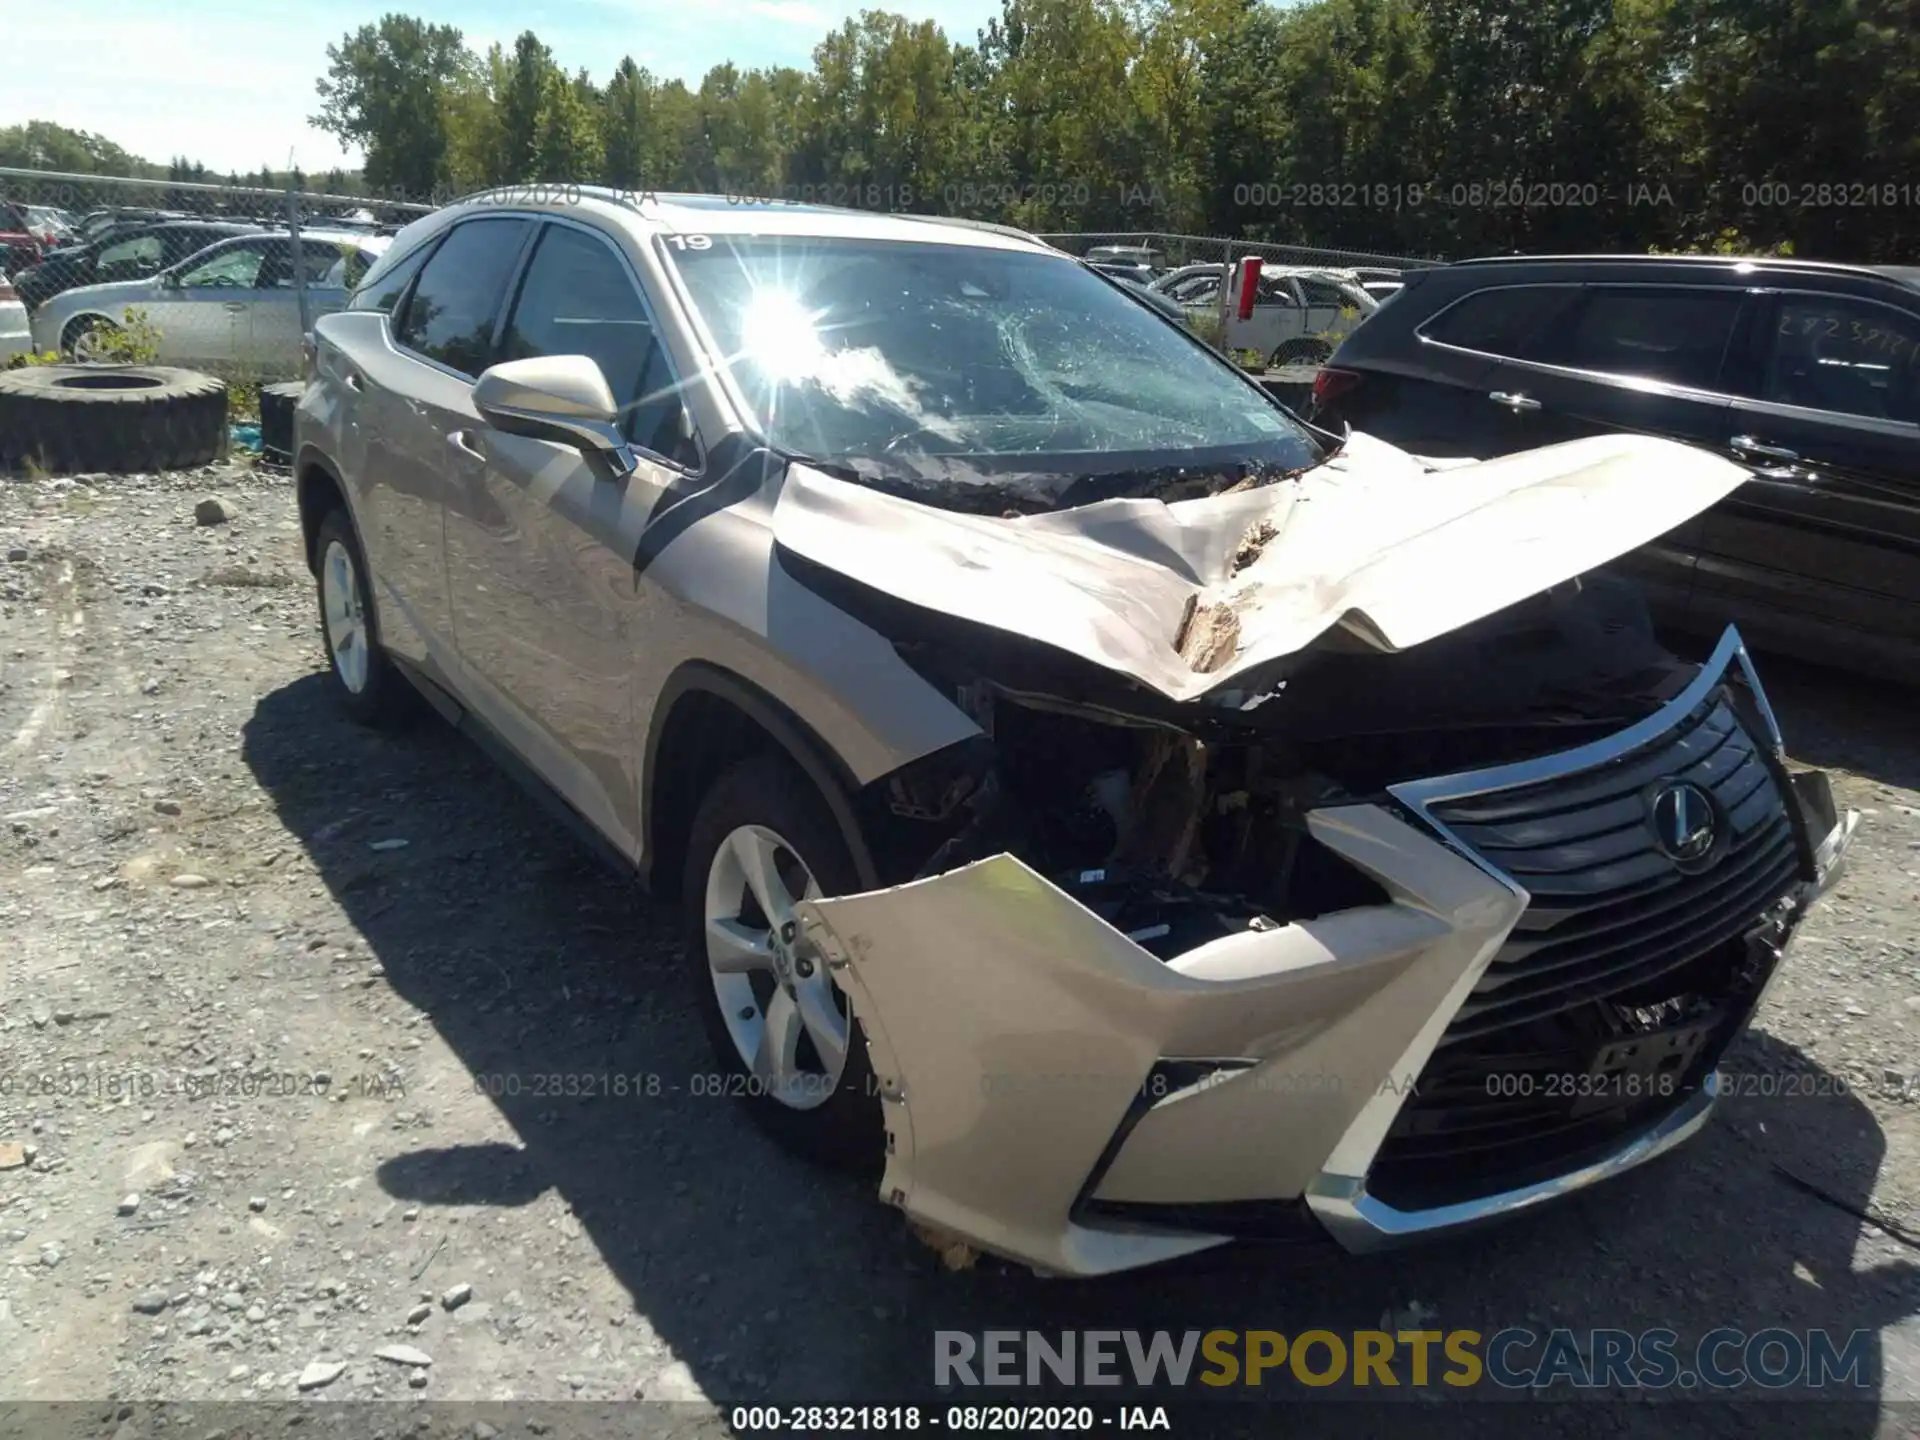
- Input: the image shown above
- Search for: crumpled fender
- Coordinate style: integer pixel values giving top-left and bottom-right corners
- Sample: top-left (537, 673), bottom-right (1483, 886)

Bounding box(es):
top-left (771, 432), bottom-right (1750, 702)
top-left (795, 804), bottom-right (1528, 1276)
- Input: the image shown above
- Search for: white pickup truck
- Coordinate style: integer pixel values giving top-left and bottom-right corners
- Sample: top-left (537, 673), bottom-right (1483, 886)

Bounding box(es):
top-left (1152, 263), bottom-right (1378, 367)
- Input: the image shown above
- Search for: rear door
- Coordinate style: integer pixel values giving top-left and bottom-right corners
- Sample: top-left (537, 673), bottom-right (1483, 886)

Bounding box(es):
top-left (153, 237), bottom-right (272, 367)
top-left (380, 217), bottom-right (535, 676)
top-left (251, 237), bottom-right (355, 377)
top-left (331, 235), bottom-right (452, 671)
top-left (1693, 289), bottom-right (1920, 679)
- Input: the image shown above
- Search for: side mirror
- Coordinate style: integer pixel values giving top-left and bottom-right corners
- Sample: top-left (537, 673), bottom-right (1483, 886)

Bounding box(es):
top-left (471, 356), bottom-right (636, 478)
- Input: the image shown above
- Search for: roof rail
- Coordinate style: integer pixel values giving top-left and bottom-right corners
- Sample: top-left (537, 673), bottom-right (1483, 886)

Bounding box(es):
top-left (1448, 251), bottom-right (1891, 281)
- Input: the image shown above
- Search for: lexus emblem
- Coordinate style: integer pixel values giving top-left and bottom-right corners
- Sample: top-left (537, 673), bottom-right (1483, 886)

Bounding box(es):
top-left (1647, 780), bottom-right (1722, 869)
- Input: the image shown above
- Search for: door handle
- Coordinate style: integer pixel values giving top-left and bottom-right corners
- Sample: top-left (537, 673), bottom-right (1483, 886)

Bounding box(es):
top-left (1730, 434), bottom-right (1800, 464)
top-left (1489, 391), bottom-right (1542, 412)
top-left (223, 301), bottom-right (248, 313)
top-left (447, 429), bottom-right (486, 461)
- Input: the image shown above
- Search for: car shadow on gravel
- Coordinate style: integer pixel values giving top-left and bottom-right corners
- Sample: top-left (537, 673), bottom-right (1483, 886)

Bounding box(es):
top-left (241, 674), bottom-right (1916, 1435)
top-left (1749, 652), bottom-right (1920, 794)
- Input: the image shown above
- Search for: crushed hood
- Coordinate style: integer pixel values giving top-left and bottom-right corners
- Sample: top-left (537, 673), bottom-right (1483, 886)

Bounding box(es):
top-left (770, 431), bottom-right (1749, 703)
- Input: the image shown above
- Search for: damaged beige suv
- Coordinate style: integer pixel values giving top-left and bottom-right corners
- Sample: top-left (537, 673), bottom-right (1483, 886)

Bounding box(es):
top-left (293, 191), bottom-right (1857, 1277)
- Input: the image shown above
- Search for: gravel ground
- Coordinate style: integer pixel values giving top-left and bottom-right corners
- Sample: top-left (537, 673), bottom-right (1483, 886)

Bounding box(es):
top-left (1, 464), bottom-right (1917, 1438)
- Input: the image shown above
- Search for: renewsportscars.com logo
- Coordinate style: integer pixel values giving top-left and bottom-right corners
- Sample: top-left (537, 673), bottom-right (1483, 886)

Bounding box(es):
top-left (935, 1328), bottom-right (1875, 1393)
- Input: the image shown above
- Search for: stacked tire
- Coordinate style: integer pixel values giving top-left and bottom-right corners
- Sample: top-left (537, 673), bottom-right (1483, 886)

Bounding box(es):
top-left (258, 381), bottom-right (305, 464)
top-left (0, 366), bottom-right (227, 474)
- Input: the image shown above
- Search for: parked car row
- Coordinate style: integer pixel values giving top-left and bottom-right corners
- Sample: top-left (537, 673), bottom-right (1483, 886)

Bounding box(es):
top-left (27, 229), bottom-right (390, 376)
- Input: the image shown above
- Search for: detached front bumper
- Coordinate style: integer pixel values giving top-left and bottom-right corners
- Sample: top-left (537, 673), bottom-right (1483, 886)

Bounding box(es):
top-left (796, 629), bottom-right (1858, 1277)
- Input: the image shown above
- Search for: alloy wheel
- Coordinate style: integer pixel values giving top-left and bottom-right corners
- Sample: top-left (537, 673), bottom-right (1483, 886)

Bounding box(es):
top-left (320, 538), bottom-right (370, 694)
top-left (703, 824), bottom-right (851, 1110)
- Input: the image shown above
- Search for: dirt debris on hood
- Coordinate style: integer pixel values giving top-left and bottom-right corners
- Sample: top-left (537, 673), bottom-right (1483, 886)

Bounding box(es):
top-left (1232, 518), bottom-right (1278, 575)
top-left (1173, 595), bottom-right (1242, 674)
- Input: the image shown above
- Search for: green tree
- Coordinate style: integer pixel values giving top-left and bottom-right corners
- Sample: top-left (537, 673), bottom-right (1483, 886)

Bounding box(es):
top-left (313, 14), bottom-right (469, 199)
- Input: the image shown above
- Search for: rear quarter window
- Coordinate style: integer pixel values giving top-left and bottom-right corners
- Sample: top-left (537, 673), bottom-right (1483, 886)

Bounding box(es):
top-left (347, 238), bottom-right (439, 315)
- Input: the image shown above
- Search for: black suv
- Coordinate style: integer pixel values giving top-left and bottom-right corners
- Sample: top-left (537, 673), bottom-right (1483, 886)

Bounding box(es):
top-left (1310, 255), bottom-right (1920, 684)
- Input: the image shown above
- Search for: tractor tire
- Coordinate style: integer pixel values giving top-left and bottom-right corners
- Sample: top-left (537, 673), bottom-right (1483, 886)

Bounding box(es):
top-left (0, 365), bottom-right (228, 475)
top-left (258, 381), bottom-right (304, 464)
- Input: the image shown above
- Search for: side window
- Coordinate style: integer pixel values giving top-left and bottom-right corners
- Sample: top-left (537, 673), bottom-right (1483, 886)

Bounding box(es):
top-left (1422, 284), bottom-right (1581, 357)
top-left (1763, 297), bottom-right (1920, 423)
top-left (1543, 287), bottom-right (1744, 389)
top-left (260, 239), bottom-right (352, 289)
top-left (178, 241), bottom-right (268, 289)
top-left (1299, 277), bottom-right (1347, 307)
top-left (499, 223), bottom-right (699, 466)
top-left (164, 232), bottom-right (219, 263)
top-left (394, 219), bottom-right (532, 377)
top-left (347, 239), bottom-right (437, 314)
top-left (1255, 275), bottom-right (1298, 306)
top-left (100, 235), bottom-right (163, 267)
top-left (1167, 274), bottom-right (1219, 304)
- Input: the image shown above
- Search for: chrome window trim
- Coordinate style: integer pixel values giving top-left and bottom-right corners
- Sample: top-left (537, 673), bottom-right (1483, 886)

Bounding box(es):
top-left (1417, 280), bottom-right (1751, 402)
top-left (1305, 625), bottom-right (1779, 1249)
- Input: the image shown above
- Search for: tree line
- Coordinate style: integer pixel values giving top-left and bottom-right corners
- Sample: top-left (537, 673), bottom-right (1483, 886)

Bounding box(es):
top-left (7, 0), bottom-right (1919, 261)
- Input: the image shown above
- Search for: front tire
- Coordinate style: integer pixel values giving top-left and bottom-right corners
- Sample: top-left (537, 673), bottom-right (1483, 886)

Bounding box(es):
top-left (312, 508), bottom-right (411, 727)
top-left (682, 755), bottom-right (882, 1168)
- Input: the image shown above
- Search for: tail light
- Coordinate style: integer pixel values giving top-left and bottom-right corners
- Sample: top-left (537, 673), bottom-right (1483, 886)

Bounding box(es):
top-left (0, 277), bottom-right (15, 302)
top-left (1311, 367), bottom-right (1362, 408)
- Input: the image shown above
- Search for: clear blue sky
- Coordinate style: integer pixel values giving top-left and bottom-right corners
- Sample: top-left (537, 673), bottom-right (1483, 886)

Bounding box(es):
top-left (3, 0), bottom-right (1004, 174)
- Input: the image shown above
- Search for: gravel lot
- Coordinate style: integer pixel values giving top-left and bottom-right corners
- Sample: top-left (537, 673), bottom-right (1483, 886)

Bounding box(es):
top-left (1, 464), bottom-right (1917, 1438)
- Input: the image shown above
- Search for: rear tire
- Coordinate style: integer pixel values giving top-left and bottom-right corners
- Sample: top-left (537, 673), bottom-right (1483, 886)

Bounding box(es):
top-left (682, 754), bottom-right (882, 1169)
top-left (1271, 337), bottom-right (1333, 369)
top-left (312, 508), bottom-right (412, 727)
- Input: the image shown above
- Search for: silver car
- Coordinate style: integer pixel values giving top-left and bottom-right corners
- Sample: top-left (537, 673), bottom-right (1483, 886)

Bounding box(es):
top-left (293, 190), bottom-right (1856, 1277)
top-left (31, 230), bottom-right (389, 377)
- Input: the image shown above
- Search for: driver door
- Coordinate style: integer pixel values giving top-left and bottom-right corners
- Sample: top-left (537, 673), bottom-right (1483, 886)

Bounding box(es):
top-left (148, 237), bottom-right (270, 369)
top-left (444, 219), bottom-right (701, 856)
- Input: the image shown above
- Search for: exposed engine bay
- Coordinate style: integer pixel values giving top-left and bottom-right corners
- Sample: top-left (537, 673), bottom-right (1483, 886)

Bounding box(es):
top-left (852, 571), bottom-right (1694, 962)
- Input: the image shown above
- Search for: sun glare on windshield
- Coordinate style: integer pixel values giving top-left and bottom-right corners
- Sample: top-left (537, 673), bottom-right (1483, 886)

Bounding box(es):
top-left (737, 288), bottom-right (828, 383)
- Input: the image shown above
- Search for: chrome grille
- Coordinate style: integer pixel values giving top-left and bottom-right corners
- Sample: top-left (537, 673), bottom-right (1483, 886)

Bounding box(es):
top-left (1367, 685), bottom-right (1801, 1210)
top-left (1431, 694), bottom-right (1794, 1041)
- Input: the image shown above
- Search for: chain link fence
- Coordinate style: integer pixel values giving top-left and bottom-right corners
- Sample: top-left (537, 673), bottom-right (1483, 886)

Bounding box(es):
top-left (1037, 231), bottom-right (1449, 273)
top-left (0, 171), bottom-right (1447, 392)
top-left (0, 167), bottom-right (434, 384)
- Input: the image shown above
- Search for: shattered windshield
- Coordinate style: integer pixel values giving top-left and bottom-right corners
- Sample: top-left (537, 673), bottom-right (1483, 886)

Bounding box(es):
top-left (663, 235), bottom-right (1321, 512)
